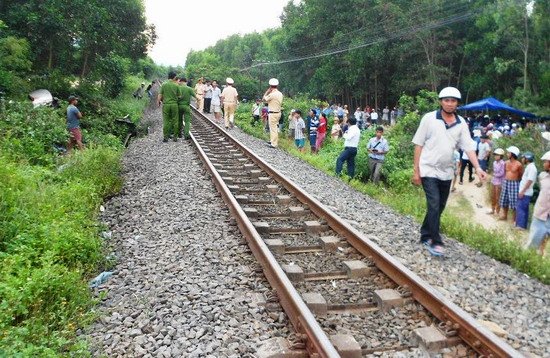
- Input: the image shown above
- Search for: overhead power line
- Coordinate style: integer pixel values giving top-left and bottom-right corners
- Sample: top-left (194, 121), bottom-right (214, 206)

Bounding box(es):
top-left (282, 1), bottom-right (473, 59)
top-left (241, 10), bottom-right (473, 72)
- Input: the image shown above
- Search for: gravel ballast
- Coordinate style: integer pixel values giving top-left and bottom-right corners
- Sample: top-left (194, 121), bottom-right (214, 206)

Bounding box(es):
top-left (85, 108), bottom-right (292, 357)
top-left (222, 118), bottom-right (549, 357)
top-left (85, 105), bottom-right (548, 357)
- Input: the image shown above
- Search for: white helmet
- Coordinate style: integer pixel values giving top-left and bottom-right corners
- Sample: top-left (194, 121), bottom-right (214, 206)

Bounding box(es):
top-left (506, 146), bottom-right (520, 157)
top-left (226, 77), bottom-right (234, 85)
top-left (268, 78), bottom-right (279, 86)
top-left (438, 87), bottom-right (461, 100)
top-left (541, 151), bottom-right (550, 161)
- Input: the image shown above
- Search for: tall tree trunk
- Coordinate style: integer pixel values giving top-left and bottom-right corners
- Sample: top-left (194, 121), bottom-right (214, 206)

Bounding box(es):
top-left (457, 51), bottom-right (466, 88)
top-left (374, 70), bottom-right (378, 110)
top-left (418, 32), bottom-right (437, 91)
top-left (523, 12), bottom-right (529, 96)
top-left (48, 42), bottom-right (53, 70)
top-left (81, 52), bottom-right (89, 78)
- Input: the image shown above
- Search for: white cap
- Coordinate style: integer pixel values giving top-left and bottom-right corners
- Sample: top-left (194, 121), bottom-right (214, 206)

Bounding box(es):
top-left (269, 78), bottom-right (279, 86)
top-left (438, 87), bottom-right (461, 100)
top-left (512, 123), bottom-right (517, 127)
top-left (226, 77), bottom-right (234, 84)
top-left (493, 148), bottom-right (505, 156)
top-left (491, 130), bottom-right (502, 139)
top-left (506, 146), bottom-right (520, 157)
top-left (542, 131), bottom-right (550, 141)
top-left (504, 125), bottom-right (510, 130)
top-left (541, 151), bottom-right (550, 161)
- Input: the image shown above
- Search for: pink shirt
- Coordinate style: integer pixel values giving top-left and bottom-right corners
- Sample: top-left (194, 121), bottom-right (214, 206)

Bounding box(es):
top-left (491, 160), bottom-right (505, 185)
top-left (533, 172), bottom-right (550, 221)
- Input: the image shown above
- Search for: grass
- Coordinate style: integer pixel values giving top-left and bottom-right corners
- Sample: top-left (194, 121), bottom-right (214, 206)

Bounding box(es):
top-left (0, 77), bottom-right (149, 355)
top-left (234, 105), bottom-right (550, 284)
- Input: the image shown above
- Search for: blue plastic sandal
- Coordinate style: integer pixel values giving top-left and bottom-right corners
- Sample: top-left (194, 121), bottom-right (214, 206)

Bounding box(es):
top-left (427, 245), bottom-right (445, 256)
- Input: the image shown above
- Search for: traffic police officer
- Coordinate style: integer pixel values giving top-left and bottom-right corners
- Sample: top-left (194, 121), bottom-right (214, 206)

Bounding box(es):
top-left (194, 77), bottom-right (205, 112)
top-left (221, 78), bottom-right (238, 129)
top-left (263, 78), bottom-right (283, 148)
top-left (157, 71), bottom-right (180, 142)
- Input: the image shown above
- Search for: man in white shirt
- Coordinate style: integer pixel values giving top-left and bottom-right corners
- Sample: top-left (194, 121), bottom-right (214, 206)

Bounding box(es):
top-left (516, 152), bottom-right (537, 229)
top-left (412, 87), bottom-right (487, 256)
top-left (336, 117), bottom-right (361, 178)
top-left (370, 109), bottom-right (379, 125)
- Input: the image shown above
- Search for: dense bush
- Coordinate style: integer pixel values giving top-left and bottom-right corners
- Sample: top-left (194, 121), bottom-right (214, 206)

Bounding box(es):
top-left (0, 77), bottom-right (146, 354)
top-left (0, 147), bottom-right (122, 355)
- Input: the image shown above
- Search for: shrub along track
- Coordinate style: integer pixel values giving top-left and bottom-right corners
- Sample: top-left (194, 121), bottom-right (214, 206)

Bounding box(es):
top-left (189, 107), bottom-right (522, 358)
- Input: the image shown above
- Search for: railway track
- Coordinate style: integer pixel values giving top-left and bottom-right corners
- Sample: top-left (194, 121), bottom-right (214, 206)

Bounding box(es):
top-left (188, 107), bottom-right (522, 358)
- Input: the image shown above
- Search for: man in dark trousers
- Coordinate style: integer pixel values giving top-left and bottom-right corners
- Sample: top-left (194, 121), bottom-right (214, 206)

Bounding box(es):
top-left (412, 87), bottom-right (487, 256)
top-left (157, 71), bottom-right (180, 142)
top-left (336, 116), bottom-right (360, 178)
top-left (177, 77), bottom-right (197, 140)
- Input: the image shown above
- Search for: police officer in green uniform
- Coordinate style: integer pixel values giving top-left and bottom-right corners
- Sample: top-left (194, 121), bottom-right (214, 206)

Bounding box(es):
top-left (177, 77), bottom-right (197, 140)
top-left (157, 71), bottom-right (180, 142)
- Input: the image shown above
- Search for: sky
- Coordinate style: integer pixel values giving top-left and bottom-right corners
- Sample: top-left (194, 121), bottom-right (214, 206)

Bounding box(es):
top-left (144, 0), bottom-right (292, 66)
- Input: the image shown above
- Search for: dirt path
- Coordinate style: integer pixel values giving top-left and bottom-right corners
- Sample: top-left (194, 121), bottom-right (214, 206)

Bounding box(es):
top-left (447, 178), bottom-right (526, 241)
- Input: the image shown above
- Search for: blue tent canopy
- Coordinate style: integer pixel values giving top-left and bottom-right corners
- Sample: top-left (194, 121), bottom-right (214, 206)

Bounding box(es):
top-left (458, 97), bottom-right (536, 118)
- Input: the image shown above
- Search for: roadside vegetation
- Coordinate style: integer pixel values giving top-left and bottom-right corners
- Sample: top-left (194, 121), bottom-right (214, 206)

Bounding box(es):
top-left (0, 2), bottom-right (165, 355)
top-left (233, 94), bottom-right (550, 285)
top-left (185, 0), bottom-right (549, 117)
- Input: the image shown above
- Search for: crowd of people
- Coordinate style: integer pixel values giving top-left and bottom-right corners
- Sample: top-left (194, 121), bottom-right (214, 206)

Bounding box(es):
top-left (152, 73), bottom-right (548, 258)
top-left (412, 87), bottom-right (549, 257)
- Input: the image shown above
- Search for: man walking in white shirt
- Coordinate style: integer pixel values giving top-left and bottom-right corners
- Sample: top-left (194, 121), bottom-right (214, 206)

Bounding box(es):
top-left (336, 117), bottom-right (361, 177)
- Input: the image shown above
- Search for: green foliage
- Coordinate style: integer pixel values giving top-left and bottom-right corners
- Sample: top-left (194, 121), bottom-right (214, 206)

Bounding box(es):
top-left (0, 103), bottom-right (68, 166)
top-left (0, 74), bottom-right (147, 355)
top-left (0, 36), bottom-right (32, 72)
top-left (185, 0), bottom-right (548, 117)
top-left (0, 1), bottom-right (155, 105)
top-left (96, 54), bottom-right (130, 98)
top-left (0, 36), bottom-right (32, 97)
top-left (0, 146), bottom-right (122, 354)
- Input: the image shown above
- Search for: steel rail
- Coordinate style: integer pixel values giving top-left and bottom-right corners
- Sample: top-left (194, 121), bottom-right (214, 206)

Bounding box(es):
top-left (190, 107), bottom-right (522, 358)
top-left (188, 111), bottom-right (340, 357)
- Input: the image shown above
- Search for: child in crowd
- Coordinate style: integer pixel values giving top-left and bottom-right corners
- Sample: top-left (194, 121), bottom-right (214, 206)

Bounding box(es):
top-left (251, 98), bottom-right (261, 125)
top-left (331, 117), bottom-right (341, 140)
top-left (487, 148), bottom-right (505, 215)
top-left (293, 110), bottom-right (305, 152)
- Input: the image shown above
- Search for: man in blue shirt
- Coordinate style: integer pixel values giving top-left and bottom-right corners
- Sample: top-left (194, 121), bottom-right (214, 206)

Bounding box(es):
top-left (67, 95), bottom-right (84, 153)
top-left (367, 126), bottom-right (389, 183)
